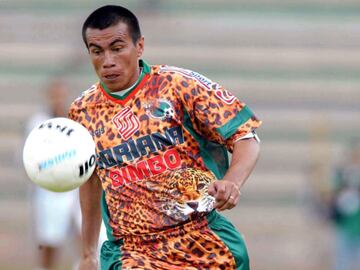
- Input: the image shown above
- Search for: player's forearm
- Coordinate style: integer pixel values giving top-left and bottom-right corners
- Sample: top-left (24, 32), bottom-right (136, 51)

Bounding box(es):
top-left (224, 138), bottom-right (260, 189)
top-left (79, 172), bottom-right (102, 258)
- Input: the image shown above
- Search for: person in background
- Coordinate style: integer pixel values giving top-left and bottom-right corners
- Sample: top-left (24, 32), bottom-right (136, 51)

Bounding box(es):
top-left (330, 142), bottom-right (360, 270)
top-left (25, 80), bottom-right (81, 270)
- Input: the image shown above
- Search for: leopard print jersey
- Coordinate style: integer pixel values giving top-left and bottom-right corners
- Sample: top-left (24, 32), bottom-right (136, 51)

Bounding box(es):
top-left (69, 61), bottom-right (261, 238)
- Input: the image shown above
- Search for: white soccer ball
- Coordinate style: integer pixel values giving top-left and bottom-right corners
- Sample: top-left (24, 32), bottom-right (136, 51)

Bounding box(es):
top-left (23, 117), bottom-right (96, 192)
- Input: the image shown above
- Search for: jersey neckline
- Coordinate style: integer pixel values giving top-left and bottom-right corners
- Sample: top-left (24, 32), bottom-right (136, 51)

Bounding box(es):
top-left (100, 59), bottom-right (151, 105)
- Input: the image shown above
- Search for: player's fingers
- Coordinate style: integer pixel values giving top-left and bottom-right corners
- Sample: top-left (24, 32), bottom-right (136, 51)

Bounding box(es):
top-left (214, 187), bottom-right (232, 209)
top-left (214, 181), bottom-right (241, 210)
top-left (218, 195), bottom-right (235, 211)
top-left (214, 198), bottom-right (226, 210)
top-left (208, 181), bottom-right (217, 196)
top-left (217, 193), bottom-right (238, 211)
top-left (214, 183), bottom-right (227, 201)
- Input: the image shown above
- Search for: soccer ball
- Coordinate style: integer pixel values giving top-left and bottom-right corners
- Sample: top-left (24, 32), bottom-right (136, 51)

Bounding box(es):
top-left (23, 117), bottom-right (96, 192)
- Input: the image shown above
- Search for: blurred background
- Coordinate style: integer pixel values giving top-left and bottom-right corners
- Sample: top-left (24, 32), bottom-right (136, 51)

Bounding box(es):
top-left (1, 0), bottom-right (360, 269)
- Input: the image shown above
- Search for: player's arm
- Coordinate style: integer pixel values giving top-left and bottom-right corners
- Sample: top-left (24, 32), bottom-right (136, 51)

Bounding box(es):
top-left (173, 69), bottom-right (261, 211)
top-left (208, 137), bottom-right (260, 211)
top-left (79, 171), bottom-right (102, 270)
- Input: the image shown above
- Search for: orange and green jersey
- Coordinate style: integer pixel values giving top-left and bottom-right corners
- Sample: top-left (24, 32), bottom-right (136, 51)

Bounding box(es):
top-left (69, 59), bottom-right (261, 240)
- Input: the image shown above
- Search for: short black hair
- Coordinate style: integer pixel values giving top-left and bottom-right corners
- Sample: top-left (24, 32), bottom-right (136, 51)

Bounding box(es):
top-left (82, 5), bottom-right (141, 47)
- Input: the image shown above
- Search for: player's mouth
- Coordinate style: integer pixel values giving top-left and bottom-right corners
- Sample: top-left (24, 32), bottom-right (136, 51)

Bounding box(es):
top-left (103, 73), bottom-right (120, 81)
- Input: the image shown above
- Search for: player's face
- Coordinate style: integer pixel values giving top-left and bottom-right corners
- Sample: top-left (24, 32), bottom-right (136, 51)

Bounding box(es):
top-left (85, 22), bottom-right (144, 92)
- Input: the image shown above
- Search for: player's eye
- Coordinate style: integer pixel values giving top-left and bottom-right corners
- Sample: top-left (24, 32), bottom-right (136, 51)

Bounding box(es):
top-left (112, 47), bottom-right (123, 52)
top-left (90, 48), bottom-right (102, 55)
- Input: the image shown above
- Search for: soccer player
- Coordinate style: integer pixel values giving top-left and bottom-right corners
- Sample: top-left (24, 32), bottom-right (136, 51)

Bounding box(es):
top-left (69, 5), bottom-right (261, 270)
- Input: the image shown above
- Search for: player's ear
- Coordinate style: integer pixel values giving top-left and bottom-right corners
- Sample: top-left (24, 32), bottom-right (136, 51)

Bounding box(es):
top-left (136, 36), bottom-right (144, 58)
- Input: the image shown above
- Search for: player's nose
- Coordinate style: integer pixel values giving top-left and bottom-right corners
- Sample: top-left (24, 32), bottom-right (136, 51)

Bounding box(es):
top-left (103, 51), bottom-right (116, 68)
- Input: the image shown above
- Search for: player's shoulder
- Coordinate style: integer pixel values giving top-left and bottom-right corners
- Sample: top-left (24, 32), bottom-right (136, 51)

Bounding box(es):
top-left (69, 83), bottom-right (100, 110)
top-left (152, 64), bottom-right (218, 90)
top-left (152, 64), bottom-right (195, 81)
top-left (68, 82), bottom-right (102, 122)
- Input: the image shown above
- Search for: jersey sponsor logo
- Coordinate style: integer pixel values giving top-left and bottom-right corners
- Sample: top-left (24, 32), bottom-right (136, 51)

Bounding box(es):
top-left (159, 66), bottom-right (237, 105)
top-left (97, 125), bottom-right (185, 187)
top-left (98, 125), bottom-right (184, 169)
top-left (112, 107), bottom-right (140, 140)
top-left (110, 148), bottom-right (182, 187)
top-left (144, 99), bottom-right (175, 120)
top-left (215, 89), bottom-right (236, 104)
top-left (159, 66), bottom-right (217, 89)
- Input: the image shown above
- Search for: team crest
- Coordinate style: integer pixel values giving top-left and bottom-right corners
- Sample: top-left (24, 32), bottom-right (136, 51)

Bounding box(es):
top-left (112, 107), bottom-right (140, 140)
top-left (144, 99), bottom-right (175, 120)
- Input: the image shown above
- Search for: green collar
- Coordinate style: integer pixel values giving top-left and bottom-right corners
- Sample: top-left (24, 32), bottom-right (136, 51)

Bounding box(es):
top-left (101, 59), bottom-right (150, 100)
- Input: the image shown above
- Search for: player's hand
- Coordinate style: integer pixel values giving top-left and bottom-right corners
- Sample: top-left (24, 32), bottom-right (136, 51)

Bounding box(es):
top-left (208, 180), bottom-right (241, 211)
top-left (78, 256), bottom-right (98, 270)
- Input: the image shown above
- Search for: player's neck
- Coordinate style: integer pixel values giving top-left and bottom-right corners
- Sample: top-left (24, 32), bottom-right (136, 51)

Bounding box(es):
top-left (100, 59), bottom-right (150, 101)
top-left (115, 67), bottom-right (143, 93)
